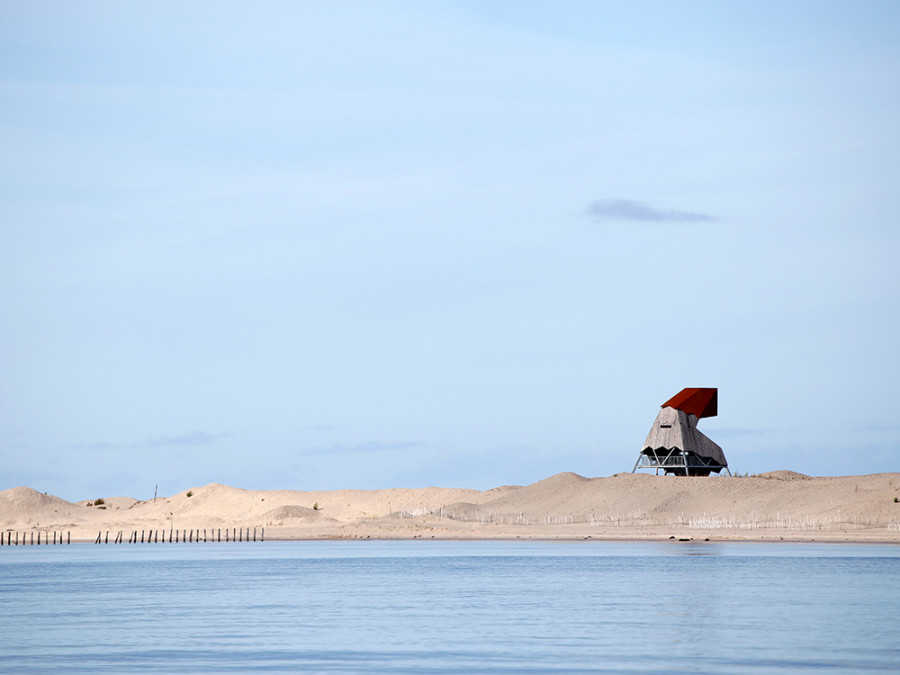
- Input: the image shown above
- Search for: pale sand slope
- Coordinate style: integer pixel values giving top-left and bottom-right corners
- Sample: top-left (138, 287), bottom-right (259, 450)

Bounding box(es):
top-left (2, 472), bottom-right (899, 543)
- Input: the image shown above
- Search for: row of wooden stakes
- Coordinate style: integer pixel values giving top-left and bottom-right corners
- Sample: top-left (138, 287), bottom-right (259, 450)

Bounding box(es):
top-left (1, 531), bottom-right (70, 545)
top-left (0, 528), bottom-right (265, 546)
top-left (96, 527), bottom-right (264, 543)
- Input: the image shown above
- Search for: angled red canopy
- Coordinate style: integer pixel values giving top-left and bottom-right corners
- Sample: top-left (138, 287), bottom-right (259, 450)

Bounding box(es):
top-left (662, 388), bottom-right (717, 419)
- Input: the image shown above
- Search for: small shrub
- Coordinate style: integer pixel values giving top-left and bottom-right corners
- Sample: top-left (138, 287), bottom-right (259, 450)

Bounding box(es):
top-left (94, 498), bottom-right (105, 505)
top-left (894, 497), bottom-right (899, 503)
top-left (313, 502), bottom-right (320, 510)
top-left (186, 490), bottom-right (194, 498)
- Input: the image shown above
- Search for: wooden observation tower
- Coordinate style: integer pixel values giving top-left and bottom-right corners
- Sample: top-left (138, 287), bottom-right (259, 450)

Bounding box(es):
top-left (633, 388), bottom-right (731, 476)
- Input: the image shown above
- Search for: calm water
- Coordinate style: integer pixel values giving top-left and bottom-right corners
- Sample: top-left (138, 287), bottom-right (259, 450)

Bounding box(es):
top-left (1, 540), bottom-right (898, 673)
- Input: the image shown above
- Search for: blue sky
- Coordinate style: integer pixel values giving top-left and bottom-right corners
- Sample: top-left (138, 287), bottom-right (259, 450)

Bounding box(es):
top-left (1, 1), bottom-right (898, 501)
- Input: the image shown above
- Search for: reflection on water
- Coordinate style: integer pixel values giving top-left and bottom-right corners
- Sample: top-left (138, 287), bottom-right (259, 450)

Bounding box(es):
top-left (670, 540), bottom-right (722, 555)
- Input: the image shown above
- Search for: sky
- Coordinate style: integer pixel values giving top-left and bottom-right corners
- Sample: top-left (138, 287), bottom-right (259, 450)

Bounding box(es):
top-left (1, 1), bottom-right (899, 501)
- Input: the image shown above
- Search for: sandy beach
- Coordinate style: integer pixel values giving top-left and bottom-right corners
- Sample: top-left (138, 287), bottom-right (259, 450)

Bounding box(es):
top-left (2, 471), bottom-right (899, 544)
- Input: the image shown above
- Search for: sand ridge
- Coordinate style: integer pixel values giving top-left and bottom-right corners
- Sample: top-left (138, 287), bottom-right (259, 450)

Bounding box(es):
top-left (2, 472), bottom-right (899, 543)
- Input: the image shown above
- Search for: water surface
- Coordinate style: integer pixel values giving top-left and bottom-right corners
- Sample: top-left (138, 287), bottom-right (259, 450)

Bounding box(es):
top-left (2, 541), bottom-right (898, 673)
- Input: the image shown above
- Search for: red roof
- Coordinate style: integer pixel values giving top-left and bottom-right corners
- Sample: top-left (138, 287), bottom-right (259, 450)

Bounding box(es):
top-left (662, 388), bottom-right (718, 418)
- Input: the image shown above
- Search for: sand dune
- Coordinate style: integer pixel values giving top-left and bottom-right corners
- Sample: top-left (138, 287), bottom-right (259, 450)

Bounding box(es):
top-left (2, 472), bottom-right (899, 543)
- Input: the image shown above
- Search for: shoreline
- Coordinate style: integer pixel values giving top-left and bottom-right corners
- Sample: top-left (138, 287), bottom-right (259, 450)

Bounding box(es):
top-left (4, 533), bottom-right (900, 546)
top-left (6, 523), bottom-right (900, 546)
